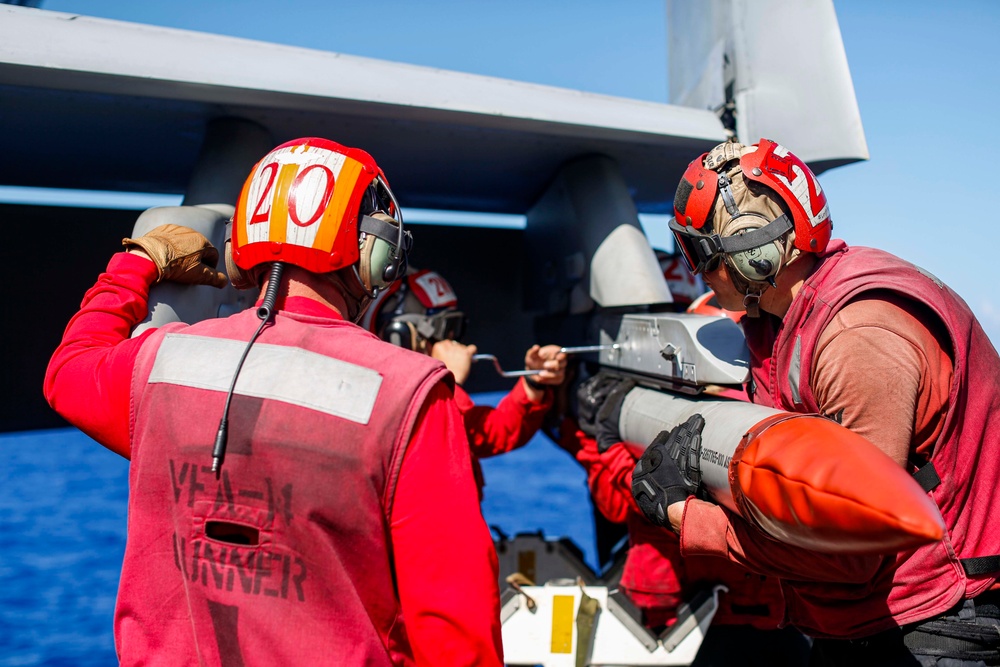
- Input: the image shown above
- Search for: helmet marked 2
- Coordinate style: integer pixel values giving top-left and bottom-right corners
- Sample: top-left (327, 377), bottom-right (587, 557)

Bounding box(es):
top-left (364, 269), bottom-right (466, 352)
top-left (739, 139), bottom-right (832, 251)
top-left (670, 138), bottom-right (832, 281)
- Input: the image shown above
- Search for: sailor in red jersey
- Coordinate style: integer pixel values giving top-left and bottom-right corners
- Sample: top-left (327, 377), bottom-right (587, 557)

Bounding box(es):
top-left (556, 418), bottom-right (808, 665)
top-left (363, 268), bottom-right (567, 495)
top-left (632, 139), bottom-right (1000, 666)
top-left (560, 253), bottom-right (807, 666)
top-left (44, 137), bottom-right (503, 666)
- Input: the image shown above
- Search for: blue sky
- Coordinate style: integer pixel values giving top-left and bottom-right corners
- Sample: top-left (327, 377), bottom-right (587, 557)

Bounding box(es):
top-left (23, 0), bottom-right (1000, 347)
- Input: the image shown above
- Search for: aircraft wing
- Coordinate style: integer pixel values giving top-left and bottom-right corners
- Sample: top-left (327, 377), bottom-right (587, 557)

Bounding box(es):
top-left (0, 4), bottom-right (869, 437)
top-left (0, 5), bottom-right (726, 213)
top-left (0, 5), bottom-right (730, 433)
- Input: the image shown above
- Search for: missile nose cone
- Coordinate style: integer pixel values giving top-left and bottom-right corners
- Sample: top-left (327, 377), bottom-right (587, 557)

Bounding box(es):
top-left (734, 414), bottom-right (945, 554)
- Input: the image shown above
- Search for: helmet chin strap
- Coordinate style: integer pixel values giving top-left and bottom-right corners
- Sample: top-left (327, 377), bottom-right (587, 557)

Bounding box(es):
top-left (742, 291), bottom-right (763, 318)
top-left (723, 258), bottom-right (769, 318)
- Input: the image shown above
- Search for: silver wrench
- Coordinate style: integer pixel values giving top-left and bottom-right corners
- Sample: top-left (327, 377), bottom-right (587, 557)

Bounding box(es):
top-left (472, 344), bottom-right (620, 378)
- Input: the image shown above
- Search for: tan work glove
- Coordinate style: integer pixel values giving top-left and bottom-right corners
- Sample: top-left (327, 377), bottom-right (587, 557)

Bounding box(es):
top-left (122, 224), bottom-right (228, 288)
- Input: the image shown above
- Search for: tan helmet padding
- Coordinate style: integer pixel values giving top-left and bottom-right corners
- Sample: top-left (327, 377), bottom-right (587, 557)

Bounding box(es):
top-left (703, 140), bottom-right (754, 171)
top-left (224, 237), bottom-right (261, 290)
top-left (710, 163), bottom-right (801, 270)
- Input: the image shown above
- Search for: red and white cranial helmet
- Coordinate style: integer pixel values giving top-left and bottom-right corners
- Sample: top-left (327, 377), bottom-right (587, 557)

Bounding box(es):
top-left (229, 137), bottom-right (410, 294)
top-left (363, 268), bottom-right (467, 352)
top-left (669, 139), bottom-right (832, 283)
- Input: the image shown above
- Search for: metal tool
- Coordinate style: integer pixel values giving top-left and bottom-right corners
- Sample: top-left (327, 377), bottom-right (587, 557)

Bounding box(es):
top-left (472, 354), bottom-right (539, 378)
top-left (473, 344), bottom-right (620, 378)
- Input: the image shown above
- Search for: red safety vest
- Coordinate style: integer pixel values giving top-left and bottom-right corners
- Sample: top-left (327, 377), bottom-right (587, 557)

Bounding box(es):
top-left (744, 240), bottom-right (1000, 637)
top-left (118, 305), bottom-right (449, 665)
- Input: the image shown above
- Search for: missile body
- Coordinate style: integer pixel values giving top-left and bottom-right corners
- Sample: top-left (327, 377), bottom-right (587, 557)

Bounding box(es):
top-left (618, 387), bottom-right (944, 554)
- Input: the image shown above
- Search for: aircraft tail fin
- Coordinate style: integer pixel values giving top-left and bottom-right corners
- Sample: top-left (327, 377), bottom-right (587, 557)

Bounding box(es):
top-left (667, 0), bottom-right (868, 173)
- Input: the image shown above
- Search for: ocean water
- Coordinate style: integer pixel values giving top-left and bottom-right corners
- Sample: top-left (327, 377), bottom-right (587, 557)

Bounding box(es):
top-left (0, 392), bottom-right (597, 666)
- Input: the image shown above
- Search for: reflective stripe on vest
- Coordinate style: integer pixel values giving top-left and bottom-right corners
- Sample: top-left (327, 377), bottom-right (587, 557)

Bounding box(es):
top-left (788, 336), bottom-right (802, 407)
top-left (150, 333), bottom-right (382, 424)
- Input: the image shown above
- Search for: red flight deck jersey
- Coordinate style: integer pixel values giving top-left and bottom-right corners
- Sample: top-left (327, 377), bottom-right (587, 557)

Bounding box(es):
top-left (44, 252), bottom-right (503, 666)
top-left (559, 422), bottom-right (786, 631)
top-left (454, 380), bottom-right (551, 459)
top-left (683, 241), bottom-right (1000, 639)
top-left (451, 379), bottom-right (551, 498)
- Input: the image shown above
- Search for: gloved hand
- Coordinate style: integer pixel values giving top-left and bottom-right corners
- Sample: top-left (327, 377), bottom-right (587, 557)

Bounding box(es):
top-left (594, 378), bottom-right (636, 453)
top-left (631, 414), bottom-right (706, 529)
top-left (576, 372), bottom-right (623, 437)
top-left (122, 224), bottom-right (228, 288)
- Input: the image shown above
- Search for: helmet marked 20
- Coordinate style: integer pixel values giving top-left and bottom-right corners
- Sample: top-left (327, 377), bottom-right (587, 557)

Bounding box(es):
top-left (228, 137), bottom-right (410, 296)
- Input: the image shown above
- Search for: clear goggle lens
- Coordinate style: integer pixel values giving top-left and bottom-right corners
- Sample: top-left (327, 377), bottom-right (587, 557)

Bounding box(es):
top-left (426, 310), bottom-right (467, 342)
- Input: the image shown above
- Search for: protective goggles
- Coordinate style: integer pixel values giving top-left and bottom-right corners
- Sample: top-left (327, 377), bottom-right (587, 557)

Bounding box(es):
top-left (391, 309), bottom-right (468, 345)
top-left (669, 217), bottom-right (726, 274)
top-left (422, 309), bottom-right (467, 342)
top-left (669, 213), bottom-right (793, 275)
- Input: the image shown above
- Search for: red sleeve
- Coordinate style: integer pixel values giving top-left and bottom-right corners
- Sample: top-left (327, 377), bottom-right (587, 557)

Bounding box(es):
top-left (559, 424), bottom-right (640, 524)
top-left (391, 381), bottom-right (503, 666)
top-left (679, 498), bottom-right (882, 584)
top-left (43, 252), bottom-right (159, 459)
top-left (461, 381), bottom-right (552, 459)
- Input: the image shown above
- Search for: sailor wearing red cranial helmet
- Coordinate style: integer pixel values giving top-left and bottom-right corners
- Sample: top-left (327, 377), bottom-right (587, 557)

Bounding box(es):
top-left (367, 266), bottom-right (568, 498)
top-left (669, 138), bottom-right (830, 317)
top-left (44, 137), bottom-right (504, 666)
top-left (637, 138), bottom-right (1000, 665)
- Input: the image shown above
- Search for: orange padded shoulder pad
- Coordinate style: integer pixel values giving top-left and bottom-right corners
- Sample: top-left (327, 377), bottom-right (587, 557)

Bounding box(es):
top-left (731, 414), bottom-right (944, 554)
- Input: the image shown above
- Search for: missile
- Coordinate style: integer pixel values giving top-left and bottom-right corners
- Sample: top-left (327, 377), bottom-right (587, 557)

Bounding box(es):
top-left (582, 311), bottom-right (944, 554)
top-left (618, 387), bottom-right (945, 554)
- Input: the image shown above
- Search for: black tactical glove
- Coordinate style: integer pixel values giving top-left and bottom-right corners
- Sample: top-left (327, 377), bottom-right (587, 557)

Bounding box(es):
top-left (576, 372), bottom-right (637, 452)
top-left (594, 378), bottom-right (636, 453)
top-left (664, 413), bottom-right (704, 492)
top-left (575, 372), bottom-right (621, 437)
top-left (632, 414), bottom-right (706, 529)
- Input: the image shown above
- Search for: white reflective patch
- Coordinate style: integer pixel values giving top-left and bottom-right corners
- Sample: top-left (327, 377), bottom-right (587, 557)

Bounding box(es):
top-left (789, 335), bottom-right (802, 407)
top-left (148, 333), bottom-right (381, 424)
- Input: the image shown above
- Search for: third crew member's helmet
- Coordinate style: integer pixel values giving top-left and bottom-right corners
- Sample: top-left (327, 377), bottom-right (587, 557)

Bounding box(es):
top-left (655, 248), bottom-right (705, 307)
top-left (364, 268), bottom-right (467, 353)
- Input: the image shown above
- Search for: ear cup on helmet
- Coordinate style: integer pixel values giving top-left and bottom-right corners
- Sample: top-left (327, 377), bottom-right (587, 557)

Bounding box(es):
top-left (381, 319), bottom-right (419, 351)
top-left (724, 217), bottom-right (784, 283)
top-left (359, 233), bottom-right (398, 294)
top-left (225, 236), bottom-right (259, 290)
top-left (382, 250), bottom-right (405, 283)
top-left (358, 212), bottom-right (405, 295)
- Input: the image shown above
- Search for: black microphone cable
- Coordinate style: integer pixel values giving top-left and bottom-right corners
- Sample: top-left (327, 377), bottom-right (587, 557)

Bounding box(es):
top-left (211, 261), bottom-right (284, 474)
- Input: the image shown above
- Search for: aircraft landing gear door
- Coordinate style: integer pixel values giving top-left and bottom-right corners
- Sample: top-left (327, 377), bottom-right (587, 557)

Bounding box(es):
top-left (500, 583), bottom-right (724, 666)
